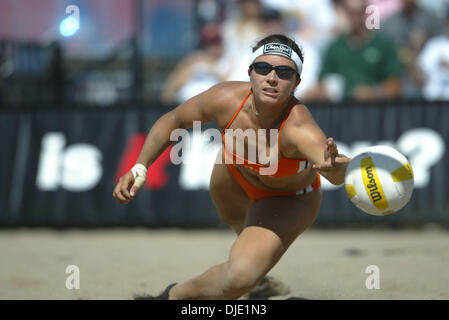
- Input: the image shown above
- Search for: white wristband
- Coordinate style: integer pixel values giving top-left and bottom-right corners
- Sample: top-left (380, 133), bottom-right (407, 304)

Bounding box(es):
top-left (131, 163), bottom-right (147, 188)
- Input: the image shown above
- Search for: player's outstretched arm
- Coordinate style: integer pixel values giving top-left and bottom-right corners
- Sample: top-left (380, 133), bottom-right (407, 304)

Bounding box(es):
top-left (311, 137), bottom-right (351, 185)
top-left (112, 83), bottom-right (228, 204)
top-left (281, 106), bottom-right (351, 185)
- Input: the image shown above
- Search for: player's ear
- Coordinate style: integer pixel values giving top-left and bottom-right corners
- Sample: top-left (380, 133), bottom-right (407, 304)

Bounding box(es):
top-left (248, 63), bottom-right (256, 77)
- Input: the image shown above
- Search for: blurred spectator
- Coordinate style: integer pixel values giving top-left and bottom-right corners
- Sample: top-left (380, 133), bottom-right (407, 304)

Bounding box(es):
top-left (222, 0), bottom-right (264, 52)
top-left (261, 0), bottom-right (336, 52)
top-left (304, 0), bottom-right (402, 102)
top-left (220, 0), bottom-right (265, 81)
top-left (293, 37), bottom-right (321, 102)
top-left (260, 7), bottom-right (285, 35)
top-left (418, 8), bottom-right (449, 100)
top-left (380, 0), bottom-right (444, 98)
top-left (161, 23), bottom-right (227, 105)
top-left (331, 0), bottom-right (352, 36)
top-left (196, 0), bottom-right (226, 25)
top-left (418, 0), bottom-right (449, 19)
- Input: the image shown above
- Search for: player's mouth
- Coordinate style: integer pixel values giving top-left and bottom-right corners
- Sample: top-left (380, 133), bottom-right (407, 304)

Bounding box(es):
top-left (262, 88), bottom-right (278, 97)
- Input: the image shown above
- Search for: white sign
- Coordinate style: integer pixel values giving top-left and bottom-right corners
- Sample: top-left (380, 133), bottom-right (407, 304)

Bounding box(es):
top-left (36, 132), bottom-right (103, 192)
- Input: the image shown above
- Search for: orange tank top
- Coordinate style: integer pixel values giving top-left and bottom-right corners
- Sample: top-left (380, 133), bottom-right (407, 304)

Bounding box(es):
top-left (222, 90), bottom-right (309, 177)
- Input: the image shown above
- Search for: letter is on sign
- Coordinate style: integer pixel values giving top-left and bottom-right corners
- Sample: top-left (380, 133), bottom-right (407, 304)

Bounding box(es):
top-left (36, 132), bottom-right (103, 192)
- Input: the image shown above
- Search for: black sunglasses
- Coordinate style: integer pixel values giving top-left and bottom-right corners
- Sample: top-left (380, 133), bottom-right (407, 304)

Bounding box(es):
top-left (250, 62), bottom-right (298, 80)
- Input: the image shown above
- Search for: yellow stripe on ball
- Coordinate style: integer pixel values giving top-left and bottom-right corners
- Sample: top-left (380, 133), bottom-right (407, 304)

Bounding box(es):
top-left (345, 184), bottom-right (357, 199)
top-left (391, 162), bottom-right (414, 182)
top-left (361, 156), bottom-right (389, 211)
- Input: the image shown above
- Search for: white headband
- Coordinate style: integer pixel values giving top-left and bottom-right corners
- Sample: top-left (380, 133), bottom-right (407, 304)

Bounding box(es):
top-left (250, 42), bottom-right (303, 76)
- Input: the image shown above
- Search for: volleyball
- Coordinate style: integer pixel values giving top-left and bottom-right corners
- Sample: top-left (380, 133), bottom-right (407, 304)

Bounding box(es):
top-left (344, 145), bottom-right (414, 216)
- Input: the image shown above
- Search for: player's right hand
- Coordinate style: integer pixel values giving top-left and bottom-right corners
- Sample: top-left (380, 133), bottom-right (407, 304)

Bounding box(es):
top-left (112, 164), bottom-right (147, 204)
top-left (113, 171), bottom-right (136, 204)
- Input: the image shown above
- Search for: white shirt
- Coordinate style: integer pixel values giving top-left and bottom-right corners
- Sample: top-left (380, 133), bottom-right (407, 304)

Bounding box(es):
top-left (418, 35), bottom-right (449, 101)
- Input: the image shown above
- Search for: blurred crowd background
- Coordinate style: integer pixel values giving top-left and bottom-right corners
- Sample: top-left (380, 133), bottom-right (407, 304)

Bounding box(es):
top-left (0, 0), bottom-right (449, 108)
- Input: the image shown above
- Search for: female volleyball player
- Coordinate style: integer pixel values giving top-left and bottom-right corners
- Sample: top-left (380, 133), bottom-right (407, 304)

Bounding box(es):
top-left (113, 34), bottom-right (351, 299)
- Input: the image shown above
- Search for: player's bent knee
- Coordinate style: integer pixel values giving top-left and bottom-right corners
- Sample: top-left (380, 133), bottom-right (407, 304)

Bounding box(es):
top-left (225, 260), bottom-right (263, 293)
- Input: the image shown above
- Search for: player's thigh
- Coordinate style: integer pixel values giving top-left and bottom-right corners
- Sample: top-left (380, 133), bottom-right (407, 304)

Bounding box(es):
top-left (226, 190), bottom-right (322, 284)
top-left (209, 162), bottom-right (252, 227)
top-left (245, 189), bottom-right (322, 252)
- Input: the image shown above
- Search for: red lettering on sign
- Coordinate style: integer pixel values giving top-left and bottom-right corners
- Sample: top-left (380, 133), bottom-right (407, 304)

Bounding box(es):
top-left (115, 133), bottom-right (172, 190)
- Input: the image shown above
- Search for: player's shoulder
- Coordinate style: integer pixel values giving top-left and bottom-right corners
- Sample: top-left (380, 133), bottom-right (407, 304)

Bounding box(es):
top-left (286, 100), bottom-right (314, 125)
top-left (280, 101), bottom-right (316, 141)
top-left (279, 100), bottom-right (323, 157)
top-left (200, 81), bottom-right (251, 111)
top-left (197, 81), bottom-right (251, 127)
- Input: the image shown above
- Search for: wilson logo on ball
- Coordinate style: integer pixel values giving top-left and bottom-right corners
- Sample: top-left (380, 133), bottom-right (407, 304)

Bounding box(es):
top-left (361, 157), bottom-right (388, 210)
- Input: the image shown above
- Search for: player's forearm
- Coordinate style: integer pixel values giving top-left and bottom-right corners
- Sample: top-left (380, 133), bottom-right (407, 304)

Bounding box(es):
top-left (136, 112), bottom-right (179, 168)
top-left (323, 167), bottom-right (346, 185)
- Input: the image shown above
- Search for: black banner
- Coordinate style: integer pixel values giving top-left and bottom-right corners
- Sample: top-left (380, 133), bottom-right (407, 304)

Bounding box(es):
top-left (1, 101), bottom-right (448, 227)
